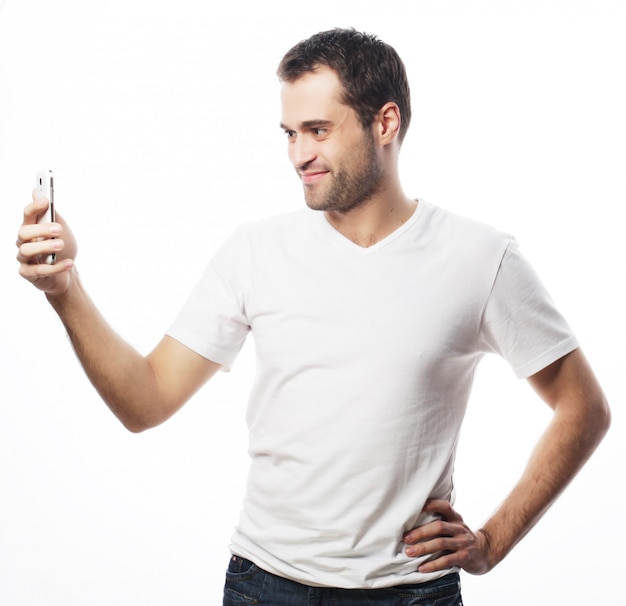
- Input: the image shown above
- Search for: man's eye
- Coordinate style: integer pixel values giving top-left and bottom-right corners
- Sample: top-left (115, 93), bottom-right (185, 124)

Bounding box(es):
top-left (284, 130), bottom-right (296, 139)
top-left (312, 128), bottom-right (327, 136)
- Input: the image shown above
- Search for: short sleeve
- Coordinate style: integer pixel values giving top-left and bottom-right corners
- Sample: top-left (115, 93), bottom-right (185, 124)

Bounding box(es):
top-left (479, 240), bottom-right (579, 379)
top-left (166, 227), bottom-right (251, 371)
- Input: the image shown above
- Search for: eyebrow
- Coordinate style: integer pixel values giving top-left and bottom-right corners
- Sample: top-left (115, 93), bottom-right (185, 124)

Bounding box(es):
top-left (280, 119), bottom-right (334, 131)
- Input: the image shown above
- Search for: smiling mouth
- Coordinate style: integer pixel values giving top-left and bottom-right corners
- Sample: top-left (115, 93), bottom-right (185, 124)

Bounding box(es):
top-left (300, 171), bottom-right (329, 185)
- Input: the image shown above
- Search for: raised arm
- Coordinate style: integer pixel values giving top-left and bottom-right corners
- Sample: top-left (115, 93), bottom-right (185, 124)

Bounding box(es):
top-left (16, 196), bottom-right (220, 432)
top-left (403, 347), bottom-right (611, 574)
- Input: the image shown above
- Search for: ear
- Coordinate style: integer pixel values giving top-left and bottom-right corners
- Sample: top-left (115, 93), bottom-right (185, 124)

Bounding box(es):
top-left (373, 102), bottom-right (402, 145)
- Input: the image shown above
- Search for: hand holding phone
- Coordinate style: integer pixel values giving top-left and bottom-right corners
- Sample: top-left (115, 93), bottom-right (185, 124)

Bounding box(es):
top-left (35, 169), bottom-right (56, 264)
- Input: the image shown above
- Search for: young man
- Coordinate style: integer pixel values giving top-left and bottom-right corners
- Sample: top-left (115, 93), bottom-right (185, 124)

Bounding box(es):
top-left (17, 28), bottom-right (609, 605)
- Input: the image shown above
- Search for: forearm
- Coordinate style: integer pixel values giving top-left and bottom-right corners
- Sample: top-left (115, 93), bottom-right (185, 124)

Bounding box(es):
top-left (46, 269), bottom-right (165, 432)
top-left (479, 380), bottom-right (610, 567)
top-left (405, 350), bottom-right (610, 575)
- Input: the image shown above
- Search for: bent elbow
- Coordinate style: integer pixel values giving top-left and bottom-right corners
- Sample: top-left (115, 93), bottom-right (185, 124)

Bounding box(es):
top-left (123, 419), bottom-right (153, 434)
top-left (583, 393), bottom-right (612, 451)
top-left (104, 393), bottom-right (175, 434)
top-left (120, 412), bottom-right (167, 434)
top-left (597, 396), bottom-right (612, 437)
top-left (113, 407), bottom-right (165, 434)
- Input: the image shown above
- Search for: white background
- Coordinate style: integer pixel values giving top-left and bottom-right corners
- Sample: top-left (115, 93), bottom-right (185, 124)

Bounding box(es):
top-left (1, 1), bottom-right (624, 604)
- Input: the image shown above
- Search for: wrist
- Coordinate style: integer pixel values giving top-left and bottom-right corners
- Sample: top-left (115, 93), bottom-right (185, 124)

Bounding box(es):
top-left (45, 266), bottom-right (81, 308)
top-left (476, 525), bottom-right (511, 571)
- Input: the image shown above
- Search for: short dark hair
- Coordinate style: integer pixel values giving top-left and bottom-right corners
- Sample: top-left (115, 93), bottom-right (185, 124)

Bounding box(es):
top-left (277, 28), bottom-right (412, 143)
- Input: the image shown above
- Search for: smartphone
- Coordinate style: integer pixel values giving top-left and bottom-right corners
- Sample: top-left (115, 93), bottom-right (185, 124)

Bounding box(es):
top-left (35, 169), bottom-right (56, 264)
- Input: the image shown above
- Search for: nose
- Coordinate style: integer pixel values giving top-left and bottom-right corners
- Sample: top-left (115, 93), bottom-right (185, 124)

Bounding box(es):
top-left (289, 135), bottom-right (317, 169)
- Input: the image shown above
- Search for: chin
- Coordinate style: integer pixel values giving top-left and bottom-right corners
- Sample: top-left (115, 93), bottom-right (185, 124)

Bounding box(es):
top-left (302, 191), bottom-right (329, 211)
top-left (304, 199), bottom-right (327, 211)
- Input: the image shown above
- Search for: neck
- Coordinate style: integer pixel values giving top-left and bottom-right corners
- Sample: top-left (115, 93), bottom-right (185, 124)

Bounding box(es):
top-left (324, 182), bottom-right (416, 248)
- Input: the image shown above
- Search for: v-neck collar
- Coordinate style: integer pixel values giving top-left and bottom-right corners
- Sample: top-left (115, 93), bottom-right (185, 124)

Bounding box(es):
top-left (315, 199), bottom-right (425, 254)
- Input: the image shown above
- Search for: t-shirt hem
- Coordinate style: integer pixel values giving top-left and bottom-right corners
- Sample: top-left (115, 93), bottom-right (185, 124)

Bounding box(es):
top-left (228, 546), bottom-right (459, 590)
top-left (164, 330), bottom-right (237, 372)
top-left (513, 337), bottom-right (579, 379)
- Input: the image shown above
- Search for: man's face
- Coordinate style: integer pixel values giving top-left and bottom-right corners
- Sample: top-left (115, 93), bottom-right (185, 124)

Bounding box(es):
top-left (280, 66), bottom-right (383, 213)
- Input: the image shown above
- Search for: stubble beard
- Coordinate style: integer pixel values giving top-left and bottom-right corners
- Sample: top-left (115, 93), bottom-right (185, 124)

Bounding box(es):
top-left (302, 134), bottom-right (384, 214)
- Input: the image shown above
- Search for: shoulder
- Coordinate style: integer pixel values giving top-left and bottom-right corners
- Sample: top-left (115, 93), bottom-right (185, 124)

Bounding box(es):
top-left (237, 209), bottom-right (312, 238)
top-left (227, 209), bottom-right (319, 259)
top-left (421, 200), bottom-right (510, 242)
top-left (203, 210), bottom-right (316, 274)
top-left (419, 200), bottom-right (514, 260)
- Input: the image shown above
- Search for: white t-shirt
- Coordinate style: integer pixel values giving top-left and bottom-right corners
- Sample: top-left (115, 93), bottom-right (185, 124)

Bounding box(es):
top-left (167, 200), bottom-right (578, 589)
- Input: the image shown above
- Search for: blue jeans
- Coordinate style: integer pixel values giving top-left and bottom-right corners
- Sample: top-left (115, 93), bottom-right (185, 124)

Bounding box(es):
top-left (223, 556), bottom-right (463, 605)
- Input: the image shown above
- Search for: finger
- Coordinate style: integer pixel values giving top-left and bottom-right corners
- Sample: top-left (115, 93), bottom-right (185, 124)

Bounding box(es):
top-left (415, 529), bottom-right (477, 568)
top-left (423, 499), bottom-right (451, 514)
top-left (19, 253), bottom-right (73, 278)
top-left (24, 197), bottom-right (49, 226)
top-left (17, 237), bottom-right (64, 263)
top-left (404, 518), bottom-right (458, 546)
top-left (16, 221), bottom-right (61, 248)
top-left (423, 499), bottom-right (463, 522)
top-left (404, 519), bottom-right (457, 547)
top-left (417, 550), bottom-right (460, 573)
top-left (407, 526), bottom-right (475, 565)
